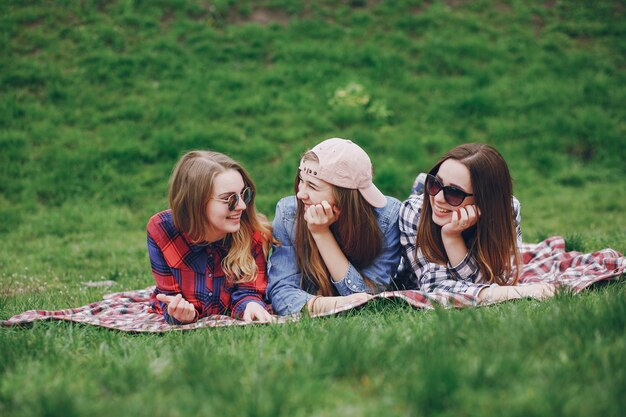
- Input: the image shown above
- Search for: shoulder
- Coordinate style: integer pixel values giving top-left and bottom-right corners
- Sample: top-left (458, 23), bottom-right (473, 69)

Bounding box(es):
top-left (275, 196), bottom-right (298, 221)
top-left (147, 210), bottom-right (192, 267)
top-left (271, 196), bottom-right (298, 242)
top-left (373, 196), bottom-right (401, 228)
top-left (512, 195), bottom-right (521, 210)
top-left (250, 230), bottom-right (269, 256)
top-left (400, 194), bottom-right (424, 218)
top-left (147, 210), bottom-right (179, 241)
top-left (399, 194), bottom-right (424, 231)
top-left (402, 193), bottom-right (424, 213)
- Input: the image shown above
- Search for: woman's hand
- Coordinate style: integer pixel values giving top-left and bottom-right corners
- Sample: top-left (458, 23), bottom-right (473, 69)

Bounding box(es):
top-left (307, 293), bottom-right (373, 315)
top-left (441, 204), bottom-right (480, 237)
top-left (242, 302), bottom-right (275, 323)
top-left (479, 282), bottom-right (557, 304)
top-left (156, 293), bottom-right (197, 324)
top-left (303, 200), bottom-right (340, 234)
top-left (521, 282), bottom-right (556, 300)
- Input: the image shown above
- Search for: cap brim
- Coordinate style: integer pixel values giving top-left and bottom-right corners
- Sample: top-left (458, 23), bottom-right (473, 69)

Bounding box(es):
top-left (359, 183), bottom-right (387, 208)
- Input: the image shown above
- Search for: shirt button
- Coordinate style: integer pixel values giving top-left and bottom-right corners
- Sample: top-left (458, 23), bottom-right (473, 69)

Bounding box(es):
top-left (209, 273), bottom-right (212, 277)
top-left (208, 292), bottom-right (213, 297)
top-left (352, 285), bottom-right (357, 289)
top-left (347, 279), bottom-right (352, 284)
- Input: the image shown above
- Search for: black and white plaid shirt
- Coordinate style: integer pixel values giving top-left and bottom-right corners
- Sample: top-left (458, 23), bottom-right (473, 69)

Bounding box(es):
top-left (398, 176), bottom-right (522, 296)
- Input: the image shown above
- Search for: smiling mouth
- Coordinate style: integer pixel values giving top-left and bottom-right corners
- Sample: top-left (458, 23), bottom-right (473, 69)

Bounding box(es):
top-left (432, 206), bottom-right (453, 219)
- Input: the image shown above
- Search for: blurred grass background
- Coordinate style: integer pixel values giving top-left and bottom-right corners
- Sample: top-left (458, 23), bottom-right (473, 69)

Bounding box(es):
top-left (1, 1), bottom-right (625, 416)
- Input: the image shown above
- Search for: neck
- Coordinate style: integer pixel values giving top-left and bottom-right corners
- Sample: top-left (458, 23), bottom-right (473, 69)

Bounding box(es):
top-left (204, 229), bottom-right (227, 244)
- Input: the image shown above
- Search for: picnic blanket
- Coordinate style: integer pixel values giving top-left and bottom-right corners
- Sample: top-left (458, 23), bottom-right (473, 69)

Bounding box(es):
top-left (2, 236), bottom-right (624, 333)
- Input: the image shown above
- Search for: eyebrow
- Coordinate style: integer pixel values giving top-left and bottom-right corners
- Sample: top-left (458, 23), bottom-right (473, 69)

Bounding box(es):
top-left (216, 187), bottom-right (245, 198)
top-left (435, 175), bottom-right (469, 192)
top-left (299, 174), bottom-right (321, 189)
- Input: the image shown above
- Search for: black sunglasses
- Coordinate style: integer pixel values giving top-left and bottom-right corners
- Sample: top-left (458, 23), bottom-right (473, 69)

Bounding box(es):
top-left (212, 187), bottom-right (253, 211)
top-left (425, 174), bottom-right (473, 207)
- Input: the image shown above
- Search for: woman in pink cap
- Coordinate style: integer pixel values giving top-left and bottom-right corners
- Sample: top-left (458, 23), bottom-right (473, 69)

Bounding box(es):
top-left (267, 138), bottom-right (402, 315)
top-left (398, 143), bottom-right (555, 303)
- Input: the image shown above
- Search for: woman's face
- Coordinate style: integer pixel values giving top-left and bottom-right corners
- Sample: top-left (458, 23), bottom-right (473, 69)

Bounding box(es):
top-left (296, 160), bottom-right (336, 208)
top-left (429, 159), bottom-right (475, 227)
top-left (205, 169), bottom-right (247, 242)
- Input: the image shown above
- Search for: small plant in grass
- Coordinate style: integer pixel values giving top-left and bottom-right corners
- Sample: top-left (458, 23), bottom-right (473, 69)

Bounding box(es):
top-left (329, 82), bottom-right (392, 125)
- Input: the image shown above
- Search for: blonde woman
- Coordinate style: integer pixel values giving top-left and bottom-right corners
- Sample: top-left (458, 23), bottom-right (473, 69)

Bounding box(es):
top-left (148, 151), bottom-right (274, 324)
top-left (268, 138), bottom-right (402, 315)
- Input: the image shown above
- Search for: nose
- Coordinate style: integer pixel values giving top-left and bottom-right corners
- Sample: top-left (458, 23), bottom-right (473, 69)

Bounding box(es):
top-left (433, 189), bottom-right (447, 204)
top-left (296, 183), bottom-right (307, 201)
top-left (236, 195), bottom-right (247, 211)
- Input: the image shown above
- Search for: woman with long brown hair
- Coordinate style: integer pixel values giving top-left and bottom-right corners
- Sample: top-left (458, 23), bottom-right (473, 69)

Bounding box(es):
top-left (268, 138), bottom-right (402, 315)
top-left (399, 143), bottom-right (555, 303)
top-left (147, 150), bottom-right (274, 324)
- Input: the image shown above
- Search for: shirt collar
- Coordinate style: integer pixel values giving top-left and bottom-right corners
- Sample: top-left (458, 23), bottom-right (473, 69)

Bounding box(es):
top-left (187, 235), bottom-right (230, 253)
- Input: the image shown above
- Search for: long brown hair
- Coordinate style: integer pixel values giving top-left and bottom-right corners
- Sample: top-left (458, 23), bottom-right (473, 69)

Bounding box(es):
top-left (294, 152), bottom-right (383, 295)
top-left (416, 143), bottom-right (520, 284)
top-left (168, 151), bottom-right (272, 283)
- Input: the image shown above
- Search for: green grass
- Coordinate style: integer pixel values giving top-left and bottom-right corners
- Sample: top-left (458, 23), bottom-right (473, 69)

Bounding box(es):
top-left (2, 285), bottom-right (625, 417)
top-left (1, 0), bottom-right (625, 415)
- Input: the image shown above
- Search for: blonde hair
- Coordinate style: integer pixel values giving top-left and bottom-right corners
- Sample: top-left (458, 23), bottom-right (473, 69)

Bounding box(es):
top-left (294, 152), bottom-right (383, 295)
top-left (417, 143), bottom-right (520, 285)
top-left (168, 150), bottom-right (272, 284)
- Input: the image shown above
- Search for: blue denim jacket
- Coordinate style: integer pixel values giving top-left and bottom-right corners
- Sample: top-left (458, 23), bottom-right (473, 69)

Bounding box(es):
top-left (267, 195), bottom-right (402, 315)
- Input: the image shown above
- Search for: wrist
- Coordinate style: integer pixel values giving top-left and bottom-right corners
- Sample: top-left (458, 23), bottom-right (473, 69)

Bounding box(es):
top-left (309, 227), bottom-right (333, 240)
top-left (306, 296), bottom-right (321, 313)
top-left (441, 228), bottom-right (463, 240)
top-left (479, 284), bottom-right (497, 304)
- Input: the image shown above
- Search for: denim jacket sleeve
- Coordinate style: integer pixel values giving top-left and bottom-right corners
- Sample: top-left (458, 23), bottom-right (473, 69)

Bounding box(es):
top-left (267, 197), bottom-right (315, 316)
top-left (331, 196), bottom-right (402, 295)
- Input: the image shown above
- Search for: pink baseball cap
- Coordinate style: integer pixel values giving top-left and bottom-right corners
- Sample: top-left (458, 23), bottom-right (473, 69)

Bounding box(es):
top-left (300, 138), bottom-right (387, 208)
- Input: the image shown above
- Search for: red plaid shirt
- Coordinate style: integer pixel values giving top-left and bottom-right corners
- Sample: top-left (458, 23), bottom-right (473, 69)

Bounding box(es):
top-left (147, 210), bottom-right (268, 324)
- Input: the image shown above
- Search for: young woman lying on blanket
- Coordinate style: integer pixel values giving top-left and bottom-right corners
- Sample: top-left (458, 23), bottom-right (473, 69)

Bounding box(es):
top-left (147, 151), bottom-right (274, 324)
top-left (399, 143), bottom-right (556, 303)
top-left (268, 138), bottom-right (402, 315)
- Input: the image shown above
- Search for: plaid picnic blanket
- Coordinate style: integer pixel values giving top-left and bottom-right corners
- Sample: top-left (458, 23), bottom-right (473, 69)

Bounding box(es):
top-left (2, 236), bottom-right (624, 333)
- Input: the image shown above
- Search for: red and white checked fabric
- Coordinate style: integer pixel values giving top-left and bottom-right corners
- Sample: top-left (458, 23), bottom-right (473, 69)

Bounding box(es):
top-left (2, 237), bottom-right (624, 332)
top-left (0, 288), bottom-right (296, 333)
top-left (516, 236), bottom-right (625, 292)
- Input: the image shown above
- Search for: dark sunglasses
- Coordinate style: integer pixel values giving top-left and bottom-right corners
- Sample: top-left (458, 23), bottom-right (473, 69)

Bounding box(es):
top-left (212, 187), bottom-right (253, 211)
top-left (425, 174), bottom-right (473, 207)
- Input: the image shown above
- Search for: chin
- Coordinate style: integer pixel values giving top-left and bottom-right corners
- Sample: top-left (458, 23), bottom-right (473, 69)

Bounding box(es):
top-left (226, 225), bottom-right (241, 234)
top-left (431, 212), bottom-right (449, 227)
top-left (217, 224), bottom-right (241, 236)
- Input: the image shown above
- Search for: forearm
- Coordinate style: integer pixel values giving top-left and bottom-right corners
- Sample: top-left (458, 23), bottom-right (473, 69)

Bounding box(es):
top-left (232, 297), bottom-right (267, 319)
top-left (306, 293), bottom-right (371, 315)
top-left (232, 273), bottom-right (268, 316)
top-left (310, 229), bottom-right (350, 282)
top-left (477, 285), bottom-right (523, 303)
top-left (409, 248), bottom-right (484, 295)
top-left (478, 283), bottom-right (555, 303)
top-left (441, 232), bottom-right (469, 267)
top-left (267, 250), bottom-right (312, 315)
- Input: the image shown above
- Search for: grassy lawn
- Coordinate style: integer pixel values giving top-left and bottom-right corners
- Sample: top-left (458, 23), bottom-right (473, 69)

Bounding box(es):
top-left (1, 1), bottom-right (625, 416)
